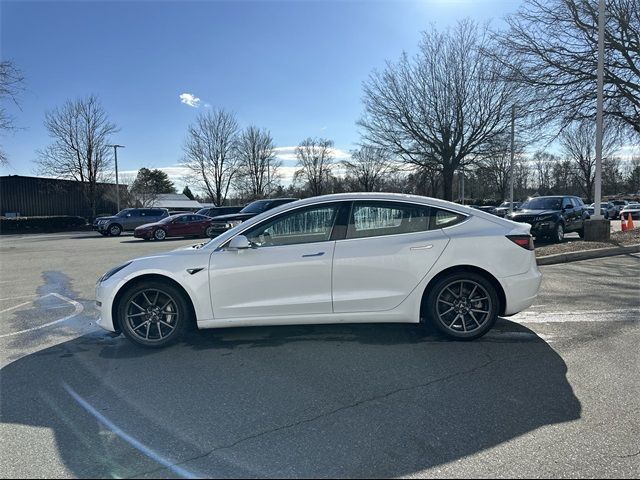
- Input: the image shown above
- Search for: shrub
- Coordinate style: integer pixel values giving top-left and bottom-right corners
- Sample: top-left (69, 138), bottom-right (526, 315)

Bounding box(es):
top-left (0, 216), bottom-right (88, 234)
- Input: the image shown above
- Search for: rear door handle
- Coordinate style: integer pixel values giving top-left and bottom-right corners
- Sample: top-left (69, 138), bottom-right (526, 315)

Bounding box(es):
top-left (302, 252), bottom-right (325, 258)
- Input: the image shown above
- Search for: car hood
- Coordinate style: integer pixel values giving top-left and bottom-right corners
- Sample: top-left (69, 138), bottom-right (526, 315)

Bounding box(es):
top-left (209, 212), bottom-right (256, 221)
top-left (95, 216), bottom-right (117, 222)
top-left (511, 209), bottom-right (559, 217)
top-left (135, 222), bottom-right (161, 230)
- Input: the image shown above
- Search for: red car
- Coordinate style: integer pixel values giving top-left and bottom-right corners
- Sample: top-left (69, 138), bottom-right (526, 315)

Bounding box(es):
top-left (134, 214), bottom-right (216, 241)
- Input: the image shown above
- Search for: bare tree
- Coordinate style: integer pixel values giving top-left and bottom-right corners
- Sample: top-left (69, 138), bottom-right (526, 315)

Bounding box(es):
top-left (183, 108), bottom-right (240, 206)
top-left (234, 126), bottom-right (280, 199)
top-left (343, 146), bottom-right (396, 192)
top-left (294, 137), bottom-right (335, 196)
top-left (359, 20), bottom-right (515, 201)
top-left (478, 134), bottom-right (527, 200)
top-left (494, 0), bottom-right (640, 136)
top-left (560, 120), bottom-right (619, 202)
top-left (532, 151), bottom-right (559, 194)
top-left (36, 95), bottom-right (117, 217)
top-left (0, 60), bottom-right (25, 166)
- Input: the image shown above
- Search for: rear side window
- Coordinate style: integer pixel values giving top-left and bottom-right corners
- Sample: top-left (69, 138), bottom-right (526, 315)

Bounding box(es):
top-left (432, 208), bottom-right (466, 228)
top-left (347, 202), bottom-right (431, 239)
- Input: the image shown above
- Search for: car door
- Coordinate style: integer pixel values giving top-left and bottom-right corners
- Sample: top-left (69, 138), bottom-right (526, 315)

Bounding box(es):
top-left (187, 215), bottom-right (209, 235)
top-left (209, 203), bottom-right (342, 319)
top-left (332, 201), bottom-right (454, 313)
top-left (123, 210), bottom-right (141, 230)
top-left (168, 215), bottom-right (191, 237)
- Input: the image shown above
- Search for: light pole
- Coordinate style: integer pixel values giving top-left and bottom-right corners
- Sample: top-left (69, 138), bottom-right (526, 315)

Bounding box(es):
top-left (593, 0), bottom-right (605, 220)
top-left (509, 104), bottom-right (516, 215)
top-left (107, 144), bottom-right (125, 212)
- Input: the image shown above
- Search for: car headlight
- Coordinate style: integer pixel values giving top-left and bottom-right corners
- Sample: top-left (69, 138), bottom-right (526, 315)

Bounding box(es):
top-left (227, 220), bottom-right (243, 228)
top-left (98, 219), bottom-right (109, 224)
top-left (98, 262), bottom-right (132, 284)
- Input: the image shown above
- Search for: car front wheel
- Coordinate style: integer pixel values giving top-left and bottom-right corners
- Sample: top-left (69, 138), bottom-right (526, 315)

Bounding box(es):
top-left (153, 228), bottom-right (166, 241)
top-left (554, 223), bottom-right (564, 243)
top-left (118, 281), bottom-right (189, 348)
top-left (108, 224), bottom-right (122, 236)
top-left (424, 272), bottom-right (499, 340)
top-left (205, 226), bottom-right (215, 238)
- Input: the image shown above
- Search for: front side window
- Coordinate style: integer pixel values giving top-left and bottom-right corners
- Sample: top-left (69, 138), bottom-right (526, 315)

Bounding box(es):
top-left (347, 202), bottom-right (431, 239)
top-left (244, 204), bottom-right (339, 247)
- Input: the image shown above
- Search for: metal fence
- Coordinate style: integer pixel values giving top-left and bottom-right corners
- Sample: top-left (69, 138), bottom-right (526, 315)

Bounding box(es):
top-left (0, 175), bottom-right (120, 218)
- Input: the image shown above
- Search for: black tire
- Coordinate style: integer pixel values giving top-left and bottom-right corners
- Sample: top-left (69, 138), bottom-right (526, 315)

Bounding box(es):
top-left (578, 228), bottom-right (585, 239)
top-left (108, 224), bottom-right (122, 237)
top-left (153, 228), bottom-right (167, 241)
top-left (205, 226), bottom-right (215, 238)
top-left (424, 272), bottom-right (499, 341)
top-left (553, 222), bottom-right (564, 243)
top-left (118, 280), bottom-right (190, 348)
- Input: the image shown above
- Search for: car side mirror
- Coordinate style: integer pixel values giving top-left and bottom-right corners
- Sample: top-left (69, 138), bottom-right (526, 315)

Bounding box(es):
top-left (228, 235), bottom-right (251, 250)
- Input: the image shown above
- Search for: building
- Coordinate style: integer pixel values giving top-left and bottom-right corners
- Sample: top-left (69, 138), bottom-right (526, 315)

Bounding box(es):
top-left (150, 193), bottom-right (202, 211)
top-left (0, 175), bottom-right (120, 218)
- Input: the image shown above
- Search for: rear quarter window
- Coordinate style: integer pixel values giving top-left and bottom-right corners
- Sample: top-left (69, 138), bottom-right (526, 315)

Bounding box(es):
top-left (432, 208), bottom-right (466, 229)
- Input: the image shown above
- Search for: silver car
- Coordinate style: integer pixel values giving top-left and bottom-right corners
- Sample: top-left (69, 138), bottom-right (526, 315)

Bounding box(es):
top-left (93, 208), bottom-right (169, 236)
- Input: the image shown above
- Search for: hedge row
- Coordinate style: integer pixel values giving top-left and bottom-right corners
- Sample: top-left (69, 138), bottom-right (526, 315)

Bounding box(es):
top-left (0, 216), bottom-right (89, 234)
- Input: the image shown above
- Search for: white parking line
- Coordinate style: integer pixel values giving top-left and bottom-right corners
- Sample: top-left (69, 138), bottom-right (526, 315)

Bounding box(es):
top-left (0, 300), bottom-right (34, 314)
top-left (0, 293), bottom-right (84, 338)
top-left (0, 294), bottom-right (40, 302)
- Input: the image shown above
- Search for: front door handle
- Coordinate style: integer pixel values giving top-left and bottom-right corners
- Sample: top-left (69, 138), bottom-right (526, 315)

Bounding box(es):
top-left (410, 244), bottom-right (434, 251)
top-left (302, 252), bottom-right (325, 258)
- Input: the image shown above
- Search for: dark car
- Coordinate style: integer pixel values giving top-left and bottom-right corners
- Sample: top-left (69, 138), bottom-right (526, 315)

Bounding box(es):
top-left (207, 198), bottom-right (298, 236)
top-left (93, 208), bottom-right (169, 236)
top-left (495, 201), bottom-right (522, 217)
top-left (506, 195), bottom-right (588, 243)
top-left (134, 214), bottom-right (216, 241)
top-left (196, 206), bottom-right (244, 217)
top-left (472, 205), bottom-right (498, 215)
top-left (609, 200), bottom-right (628, 219)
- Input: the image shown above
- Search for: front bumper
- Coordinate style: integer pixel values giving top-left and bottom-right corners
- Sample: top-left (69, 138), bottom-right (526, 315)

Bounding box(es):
top-left (94, 223), bottom-right (110, 232)
top-left (96, 279), bottom-right (119, 332)
top-left (134, 229), bottom-right (153, 239)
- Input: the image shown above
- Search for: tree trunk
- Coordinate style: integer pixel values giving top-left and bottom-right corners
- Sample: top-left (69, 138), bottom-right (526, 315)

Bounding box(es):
top-left (442, 166), bottom-right (455, 201)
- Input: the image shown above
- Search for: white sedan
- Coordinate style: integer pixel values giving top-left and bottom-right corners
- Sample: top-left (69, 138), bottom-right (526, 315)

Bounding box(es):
top-left (96, 193), bottom-right (542, 347)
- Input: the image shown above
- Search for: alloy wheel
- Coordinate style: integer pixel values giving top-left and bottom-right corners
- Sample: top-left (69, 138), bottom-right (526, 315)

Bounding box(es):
top-left (125, 289), bottom-right (178, 343)
top-left (154, 229), bottom-right (166, 240)
top-left (435, 280), bottom-right (492, 334)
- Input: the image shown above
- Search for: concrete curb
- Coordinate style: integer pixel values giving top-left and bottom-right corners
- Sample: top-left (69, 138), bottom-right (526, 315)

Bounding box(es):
top-left (536, 244), bottom-right (640, 265)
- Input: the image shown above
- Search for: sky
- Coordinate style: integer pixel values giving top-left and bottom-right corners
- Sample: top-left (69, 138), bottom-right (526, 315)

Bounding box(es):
top-left (1, 0), bottom-right (523, 191)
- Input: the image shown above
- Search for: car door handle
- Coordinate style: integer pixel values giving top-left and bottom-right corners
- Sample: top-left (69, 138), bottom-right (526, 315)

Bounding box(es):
top-left (302, 252), bottom-right (325, 257)
top-left (410, 244), bottom-right (434, 251)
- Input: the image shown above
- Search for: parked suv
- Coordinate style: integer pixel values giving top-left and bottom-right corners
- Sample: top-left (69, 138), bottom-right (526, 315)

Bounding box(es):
top-left (196, 206), bottom-right (243, 217)
top-left (207, 198), bottom-right (298, 236)
top-left (93, 208), bottom-right (169, 236)
top-left (506, 195), bottom-right (588, 243)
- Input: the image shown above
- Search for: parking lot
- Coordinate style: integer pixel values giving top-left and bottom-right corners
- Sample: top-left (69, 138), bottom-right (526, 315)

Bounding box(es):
top-left (1, 231), bottom-right (639, 478)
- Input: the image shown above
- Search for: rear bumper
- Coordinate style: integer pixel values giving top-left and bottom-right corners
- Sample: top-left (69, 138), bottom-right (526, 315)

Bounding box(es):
top-left (499, 261), bottom-right (542, 316)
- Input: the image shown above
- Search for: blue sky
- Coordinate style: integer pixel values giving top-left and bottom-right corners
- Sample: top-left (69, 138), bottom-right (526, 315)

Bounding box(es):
top-left (1, 0), bottom-right (522, 190)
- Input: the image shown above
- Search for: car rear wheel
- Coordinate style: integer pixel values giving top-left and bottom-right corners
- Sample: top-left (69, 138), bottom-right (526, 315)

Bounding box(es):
top-left (118, 281), bottom-right (189, 348)
top-left (108, 224), bottom-right (122, 236)
top-left (425, 272), bottom-right (498, 340)
top-left (153, 228), bottom-right (166, 241)
top-left (205, 226), bottom-right (215, 238)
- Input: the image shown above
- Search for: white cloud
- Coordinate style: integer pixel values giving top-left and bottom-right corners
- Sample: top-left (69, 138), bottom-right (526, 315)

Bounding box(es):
top-left (179, 93), bottom-right (201, 108)
top-left (274, 146), bottom-right (352, 163)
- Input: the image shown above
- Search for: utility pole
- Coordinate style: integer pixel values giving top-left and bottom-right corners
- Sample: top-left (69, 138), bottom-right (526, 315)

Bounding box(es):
top-left (107, 144), bottom-right (125, 212)
top-left (509, 104), bottom-right (516, 215)
top-left (460, 165), bottom-right (465, 205)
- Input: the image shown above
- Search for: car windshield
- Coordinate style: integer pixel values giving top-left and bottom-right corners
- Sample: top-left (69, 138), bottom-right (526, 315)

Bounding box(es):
top-left (498, 202), bottom-right (512, 208)
top-left (520, 198), bottom-right (562, 210)
top-left (240, 200), bottom-right (271, 214)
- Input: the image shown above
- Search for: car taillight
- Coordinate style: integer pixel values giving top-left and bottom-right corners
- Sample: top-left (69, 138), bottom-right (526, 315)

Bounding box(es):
top-left (507, 235), bottom-right (535, 251)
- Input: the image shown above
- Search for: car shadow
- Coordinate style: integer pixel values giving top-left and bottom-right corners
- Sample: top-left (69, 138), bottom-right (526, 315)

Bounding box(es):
top-left (1, 320), bottom-right (581, 478)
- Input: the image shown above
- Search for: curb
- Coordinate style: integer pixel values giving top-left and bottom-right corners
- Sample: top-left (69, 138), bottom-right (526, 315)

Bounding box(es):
top-left (536, 244), bottom-right (640, 265)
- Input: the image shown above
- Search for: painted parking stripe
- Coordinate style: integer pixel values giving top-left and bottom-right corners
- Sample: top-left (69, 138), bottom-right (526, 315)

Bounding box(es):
top-left (0, 293), bottom-right (84, 338)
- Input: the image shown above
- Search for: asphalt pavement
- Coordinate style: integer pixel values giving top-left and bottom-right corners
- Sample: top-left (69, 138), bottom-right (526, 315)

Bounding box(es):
top-left (0, 231), bottom-right (638, 478)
